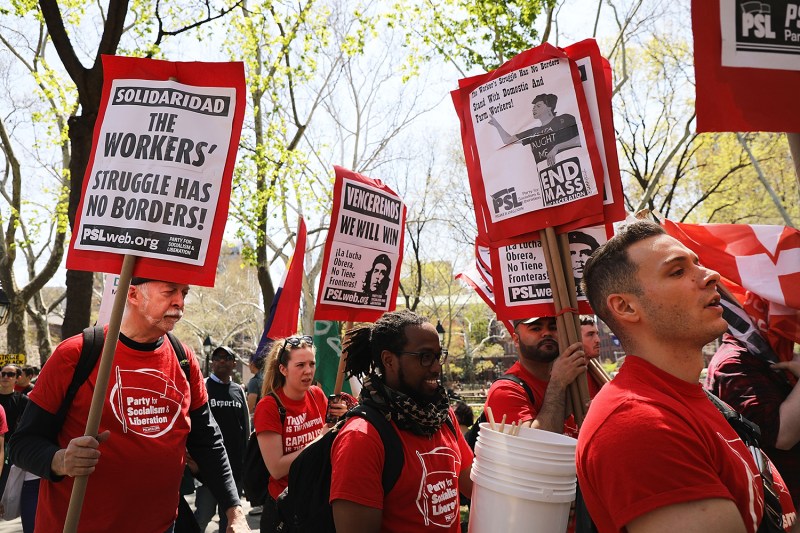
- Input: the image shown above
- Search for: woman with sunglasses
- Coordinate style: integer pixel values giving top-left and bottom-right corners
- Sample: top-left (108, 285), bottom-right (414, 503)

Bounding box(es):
top-left (253, 335), bottom-right (347, 532)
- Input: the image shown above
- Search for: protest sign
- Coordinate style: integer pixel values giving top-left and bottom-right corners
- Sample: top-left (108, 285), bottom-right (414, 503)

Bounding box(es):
top-left (452, 43), bottom-right (605, 242)
top-left (312, 320), bottom-right (353, 396)
top-left (693, 0), bottom-right (800, 132)
top-left (720, 0), bottom-right (800, 72)
top-left (475, 241), bottom-right (493, 286)
top-left (564, 40), bottom-right (625, 224)
top-left (315, 166), bottom-right (406, 323)
top-left (66, 56), bottom-right (246, 286)
top-left (96, 273), bottom-right (121, 326)
top-left (489, 225), bottom-right (608, 320)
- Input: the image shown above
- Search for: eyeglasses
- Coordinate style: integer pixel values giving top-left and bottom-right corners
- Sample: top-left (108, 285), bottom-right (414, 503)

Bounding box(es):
top-left (397, 349), bottom-right (448, 367)
top-left (212, 354), bottom-right (235, 362)
top-left (0, 372), bottom-right (18, 378)
top-left (279, 335), bottom-right (313, 364)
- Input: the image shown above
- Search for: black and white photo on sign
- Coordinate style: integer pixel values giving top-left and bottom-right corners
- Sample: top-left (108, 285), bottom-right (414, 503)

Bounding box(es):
top-left (568, 226), bottom-right (606, 295)
top-left (319, 177), bottom-right (403, 310)
top-left (468, 57), bottom-right (600, 224)
top-left (75, 79), bottom-right (236, 266)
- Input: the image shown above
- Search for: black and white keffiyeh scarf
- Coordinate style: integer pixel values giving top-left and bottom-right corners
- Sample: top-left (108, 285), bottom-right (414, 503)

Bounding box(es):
top-left (359, 374), bottom-right (450, 437)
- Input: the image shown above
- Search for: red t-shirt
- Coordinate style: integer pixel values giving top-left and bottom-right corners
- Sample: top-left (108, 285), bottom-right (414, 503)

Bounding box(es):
top-left (329, 409), bottom-right (474, 532)
top-left (485, 362), bottom-right (579, 438)
top-left (29, 329), bottom-right (207, 533)
top-left (0, 404), bottom-right (7, 435)
top-left (253, 385), bottom-right (327, 499)
top-left (577, 355), bottom-right (766, 533)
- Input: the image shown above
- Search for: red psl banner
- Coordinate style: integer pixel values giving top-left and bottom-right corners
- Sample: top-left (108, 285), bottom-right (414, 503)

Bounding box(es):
top-left (692, 0), bottom-right (800, 132)
top-left (452, 43), bottom-right (606, 243)
top-left (315, 166), bottom-right (406, 323)
top-left (663, 219), bottom-right (800, 359)
top-left (67, 56), bottom-right (246, 285)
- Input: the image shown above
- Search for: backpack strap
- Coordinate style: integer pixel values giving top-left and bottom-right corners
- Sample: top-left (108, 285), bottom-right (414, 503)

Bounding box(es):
top-left (166, 332), bottom-right (191, 384)
top-left (705, 390), bottom-right (784, 533)
top-left (704, 390), bottom-right (761, 447)
top-left (55, 325), bottom-right (106, 426)
top-left (495, 374), bottom-right (537, 407)
top-left (267, 391), bottom-right (287, 424)
top-left (349, 404), bottom-right (404, 494)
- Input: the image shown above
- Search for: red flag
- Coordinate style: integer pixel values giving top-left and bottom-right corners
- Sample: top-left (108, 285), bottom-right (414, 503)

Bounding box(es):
top-left (663, 219), bottom-right (800, 359)
top-left (264, 218), bottom-right (307, 339)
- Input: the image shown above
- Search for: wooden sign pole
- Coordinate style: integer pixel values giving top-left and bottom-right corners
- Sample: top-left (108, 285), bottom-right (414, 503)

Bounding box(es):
top-left (63, 254), bottom-right (136, 533)
top-left (539, 229), bottom-right (585, 425)
top-left (333, 321), bottom-right (354, 395)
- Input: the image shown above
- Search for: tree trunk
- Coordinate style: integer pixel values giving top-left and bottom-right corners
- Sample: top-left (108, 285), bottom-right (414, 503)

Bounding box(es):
top-left (27, 303), bottom-right (54, 365)
top-left (6, 299), bottom-right (27, 356)
top-left (61, 113), bottom-right (97, 339)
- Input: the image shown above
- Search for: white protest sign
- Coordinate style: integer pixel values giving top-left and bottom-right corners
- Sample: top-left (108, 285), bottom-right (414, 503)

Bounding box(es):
top-left (74, 79), bottom-right (236, 266)
top-left (318, 176), bottom-right (404, 310)
top-left (469, 57), bottom-right (600, 225)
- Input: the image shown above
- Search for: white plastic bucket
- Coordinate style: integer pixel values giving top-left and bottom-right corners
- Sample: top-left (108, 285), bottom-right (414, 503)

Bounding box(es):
top-left (471, 460), bottom-right (575, 490)
top-left (473, 451), bottom-right (576, 481)
top-left (476, 423), bottom-right (577, 455)
top-left (474, 441), bottom-right (576, 474)
top-left (468, 464), bottom-right (573, 533)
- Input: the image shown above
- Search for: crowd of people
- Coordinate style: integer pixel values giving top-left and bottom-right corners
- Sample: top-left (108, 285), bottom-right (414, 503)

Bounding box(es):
top-left (0, 219), bottom-right (795, 532)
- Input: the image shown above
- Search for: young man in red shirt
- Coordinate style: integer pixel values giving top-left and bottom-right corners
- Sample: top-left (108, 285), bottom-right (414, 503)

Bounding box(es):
top-left (330, 309), bottom-right (473, 532)
top-left (577, 220), bottom-right (795, 533)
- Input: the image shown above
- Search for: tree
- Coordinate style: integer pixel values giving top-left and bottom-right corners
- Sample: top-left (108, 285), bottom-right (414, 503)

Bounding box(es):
top-left (227, 1), bottom-right (441, 333)
top-left (173, 244), bottom-right (264, 371)
top-left (0, 9), bottom-right (73, 357)
top-left (36, 0), bottom-right (240, 339)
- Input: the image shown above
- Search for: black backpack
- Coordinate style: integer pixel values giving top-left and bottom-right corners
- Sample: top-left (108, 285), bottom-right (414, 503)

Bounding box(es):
top-left (464, 373), bottom-right (536, 450)
top-left (275, 403), bottom-right (424, 533)
top-left (241, 391), bottom-right (285, 506)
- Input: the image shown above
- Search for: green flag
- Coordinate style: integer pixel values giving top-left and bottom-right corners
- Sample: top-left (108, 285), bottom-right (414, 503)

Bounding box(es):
top-left (313, 320), bottom-right (351, 395)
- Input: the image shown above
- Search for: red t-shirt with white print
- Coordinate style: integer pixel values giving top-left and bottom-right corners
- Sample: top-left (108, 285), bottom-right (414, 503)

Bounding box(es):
top-left (253, 385), bottom-right (328, 499)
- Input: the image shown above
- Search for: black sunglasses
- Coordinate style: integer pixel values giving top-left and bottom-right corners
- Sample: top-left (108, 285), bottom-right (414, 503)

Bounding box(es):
top-left (1, 371), bottom-right (18, 378)
top-left (397, 349), bottom-right (448, 367)
top-left (279, 335), bottom-right (313, 364)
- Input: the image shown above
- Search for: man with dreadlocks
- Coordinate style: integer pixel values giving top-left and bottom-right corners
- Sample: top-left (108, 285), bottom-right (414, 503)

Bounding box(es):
top-left (329, 309), bottom-right (474, 532)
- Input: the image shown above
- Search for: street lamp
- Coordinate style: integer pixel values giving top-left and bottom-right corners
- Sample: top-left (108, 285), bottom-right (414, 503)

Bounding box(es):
top-left (203, 335), bottom-right (214, 376)
top-left (435, 320), bottom-right (445, 346)
top-left (0, 288), bottom-right (9, 327)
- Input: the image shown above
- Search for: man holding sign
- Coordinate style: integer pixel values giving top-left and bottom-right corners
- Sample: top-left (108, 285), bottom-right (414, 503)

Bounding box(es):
top-left (10, 278), bottom-right (248, 532)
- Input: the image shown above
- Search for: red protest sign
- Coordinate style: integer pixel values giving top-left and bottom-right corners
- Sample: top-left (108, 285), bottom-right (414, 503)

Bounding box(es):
top-left (693, 0), bottom-right (800, 132)
top-left (452, 43), bottom-right (606, 243)
top-left (66, 56), bottom-right (246, 286)
top-left (314, 166), bottom-right (406, 323)
top-left (489, 225), bottom-right (608, 321)
top-left (563, 39), bottom-right (625, 224)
